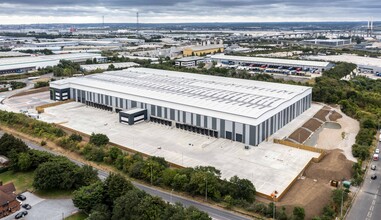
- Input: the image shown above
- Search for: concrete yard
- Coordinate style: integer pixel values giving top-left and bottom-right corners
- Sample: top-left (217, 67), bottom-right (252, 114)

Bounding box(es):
top-left (1, 91), bottom-right (53, 112)
top-left (41, 102), bottom-right (320, 197)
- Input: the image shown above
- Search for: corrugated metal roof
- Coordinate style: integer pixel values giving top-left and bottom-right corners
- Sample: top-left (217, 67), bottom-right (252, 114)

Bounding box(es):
top-left (51, 68), bottom-right (311, 125)
top-left (210, 54), bottom-right (331, 68)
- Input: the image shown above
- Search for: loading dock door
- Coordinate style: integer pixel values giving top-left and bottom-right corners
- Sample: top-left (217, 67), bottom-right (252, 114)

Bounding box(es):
top-left (236, 134), bottom-right (243, 142)
top-left (226, 131), bottom-right (232, 140)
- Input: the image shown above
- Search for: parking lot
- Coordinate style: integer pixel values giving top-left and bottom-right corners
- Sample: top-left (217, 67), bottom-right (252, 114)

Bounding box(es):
top-left (42, 102), bottom-right (321, 196)
top-left (3, 192), bottom-right (77, 220)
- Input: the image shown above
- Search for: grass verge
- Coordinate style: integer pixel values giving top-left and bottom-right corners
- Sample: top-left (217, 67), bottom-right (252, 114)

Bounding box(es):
top-left (0, 170), bottom-right (34, 193)
top-left (64, 212), bottom-right (87, 220)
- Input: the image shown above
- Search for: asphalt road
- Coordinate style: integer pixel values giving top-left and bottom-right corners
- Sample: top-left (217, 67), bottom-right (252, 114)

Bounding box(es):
top-left (0, 131), bottom-right (252, 220)
top-left (346, 141), bottom-right (381, 220)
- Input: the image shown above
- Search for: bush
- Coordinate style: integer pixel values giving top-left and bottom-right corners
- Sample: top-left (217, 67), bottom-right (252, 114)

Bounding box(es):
top-left (89, 133), bottom-right (109, 147)
top-left (34, 81), bottom-right (50, 88)
top-left (69, 133), bottom-right (83, 142)
top-left (40, 140), bottom-right (47, 146)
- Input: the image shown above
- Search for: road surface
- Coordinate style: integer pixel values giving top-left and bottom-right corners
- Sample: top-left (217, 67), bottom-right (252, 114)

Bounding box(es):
top-left (346, 141), bottom-right (381, 220)
top-left (0, 131), bottom-right (252, 220)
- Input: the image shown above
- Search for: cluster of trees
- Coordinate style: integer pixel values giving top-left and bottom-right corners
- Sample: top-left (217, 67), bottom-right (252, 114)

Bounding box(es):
top-left (0, 133), bottom-right (98, 191)
top-left (313, 63), bottom-right (380, 160)
top-left (0, 81), bottom-right (27, 92)
top-left (34, 81), bottom-right (50, 88)
top-left (0, 110), bottom-right (65, 140)
top-left (312, 188), bottom-right (349, 220)
top-left (19, 49), bottom-right (53, 55)
top-left (245, 202), bottom-right (305, 220)
top-left (62, 136), bottom-right (257, 206)
top-left (52, 60), bottom-right (82, 77)
top-left (73, 173), bottom-right (211, 220)
top-left (0, 132), bottom-right (211, 219)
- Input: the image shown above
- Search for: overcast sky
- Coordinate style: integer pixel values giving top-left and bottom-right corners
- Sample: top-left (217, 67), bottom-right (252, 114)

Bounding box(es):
top-left (0, 0), bottom-right (379, 24)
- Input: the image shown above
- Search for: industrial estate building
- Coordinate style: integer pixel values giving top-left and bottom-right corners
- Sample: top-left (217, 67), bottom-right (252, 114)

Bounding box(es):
top-left (175, 56), bottom-right (204, 67)
top-left (0, 53), bottom-right (105, 75)
top-left (80, 62), bottom-right (139, 72)
top-left (210, 54), bottom-right (333, 71)
top-left (303, 39), bottom-right (352, 47)
top-left (50, 68), bottom-right (312, 146)
top-left (183, 44), bottom-right (224, 56)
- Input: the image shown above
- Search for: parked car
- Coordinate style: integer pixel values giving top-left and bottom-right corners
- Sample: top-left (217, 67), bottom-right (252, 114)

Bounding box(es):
top-left (22, 204), bottom-right (32, 210)
top-left (16, 195), bottom-right (26, 201)
top-left (371, 174), bottom-right (377, 180)
top-left (371, 165), bottom-right (376, 170)
top-left (376, 149), bottom-right (380, 154)
top-left (15, 211), bottom-right (28, 219)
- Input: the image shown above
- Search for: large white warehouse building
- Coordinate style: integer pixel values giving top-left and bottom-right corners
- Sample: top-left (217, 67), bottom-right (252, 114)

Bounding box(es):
top-left (0, 53), bottom-right (105, 75)
top-left (50, 68), bottom-right (312, 146)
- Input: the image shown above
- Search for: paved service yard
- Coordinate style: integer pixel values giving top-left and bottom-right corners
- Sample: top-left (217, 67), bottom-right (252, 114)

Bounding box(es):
top-left (1, 91), bottom-right (53, 112)
top-left (42, 102), bottom-right (320, 196)
top-left (3, 192), bottom-right (77, 220)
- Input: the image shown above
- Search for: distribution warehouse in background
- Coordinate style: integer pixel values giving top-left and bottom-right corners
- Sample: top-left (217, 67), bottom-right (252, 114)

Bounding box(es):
top-left (50, 67), bottom-right (312, 146)
top-left (0, 53), bottom-right (106, 75)
top-left (210, 54), bottom-right (334, 72)
top-left (80, 62), bottom-right (140, 72)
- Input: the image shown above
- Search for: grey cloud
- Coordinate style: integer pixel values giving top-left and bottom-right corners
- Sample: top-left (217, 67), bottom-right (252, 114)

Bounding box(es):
top-left (0, 0), bottom-right (380, 21)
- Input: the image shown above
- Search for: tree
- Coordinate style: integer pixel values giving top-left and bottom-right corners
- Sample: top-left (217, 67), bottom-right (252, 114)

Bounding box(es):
top-left (75, 165), bottom-right (99, 188)
top-left (332, 189), bottom-right (348, 211)
top-left (87, 204), bottom-right (111, 220)
top-left (224, 195), bottom-right (234, 208)
top-left (111, 189), bottom-right (147, 220)
top-left (293, 206), bottom-right (305, 220)
top-left (0, 133), bottom-right (28, 157)
top-left (184, 206), bottom-right (211, 220)
top-left (69, 133), bottom-right (83, 142)
top-left (33, 158), bottom-right (82, 190)
top-left (16, 152), bottom-right (32, 171)
top-left (229, 175), bottom-right (256, 202)
top-left (103, 173), bottom-right (134, 206)
top-left (89, 133), bottom-right (109, 147)
top-left (108, 64), bottom-right (115, 70)
top-left (172, 173), bottom-right (189, 191)
top-left (108, 147), bottom-right (122, 161)
top-left (137, 195), bottom-right (167, 219)
top-left (73, 181), bottom-right (105, 213)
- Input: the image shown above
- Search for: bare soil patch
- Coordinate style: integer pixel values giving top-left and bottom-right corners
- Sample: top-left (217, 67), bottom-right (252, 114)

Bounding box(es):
top-left (313, 109), bottom-right (330, 122)
top-left (305, 149), bottom-right (353, 181)
top-left (302, 118), bottom-right (323, 132)
top-left (278, 178), bottom-right (332, 219)
top-left (329, 111), bottom-right (342, 121)
top-left (279, 150), bottom-right (354, 219)
top-left (288, 128), bottom-right (311, 143)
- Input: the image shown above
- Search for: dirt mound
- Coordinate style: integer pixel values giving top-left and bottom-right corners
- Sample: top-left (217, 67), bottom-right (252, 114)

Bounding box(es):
top-left (305, 150), bottom-right (353, 181)
top-left (314, 109), bottom-right (330, 122)
top-left (279, 179), bottom-right (332, 220)
top-left (288, 128), bottom-right (311, 143)
top-left (329, 111), bottom-right (342, 121)
top-left (302, 118), bottom-right (323, 132)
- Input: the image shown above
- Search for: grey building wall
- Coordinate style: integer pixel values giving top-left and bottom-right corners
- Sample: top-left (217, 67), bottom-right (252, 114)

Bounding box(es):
top-left (63, 88), bottom-right (311, 146)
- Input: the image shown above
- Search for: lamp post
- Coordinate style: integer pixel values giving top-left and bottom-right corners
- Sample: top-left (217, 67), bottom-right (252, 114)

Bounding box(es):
top-left (340, 183), bottom-right (344, 219)
top-left (271, 190), bottom-right (278, 220)
top-left (150, 163), bottom-right (153, 185)
top-left (170, 189), bottom-right (174, 204)
top-left (205, 177), bottom-right (208, 202)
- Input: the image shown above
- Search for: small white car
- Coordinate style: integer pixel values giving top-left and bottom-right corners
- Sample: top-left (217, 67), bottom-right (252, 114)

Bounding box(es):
top-left (371, 165), bottom-right (376, 170)
top-left (376, 149), bottom-right (380, 154)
